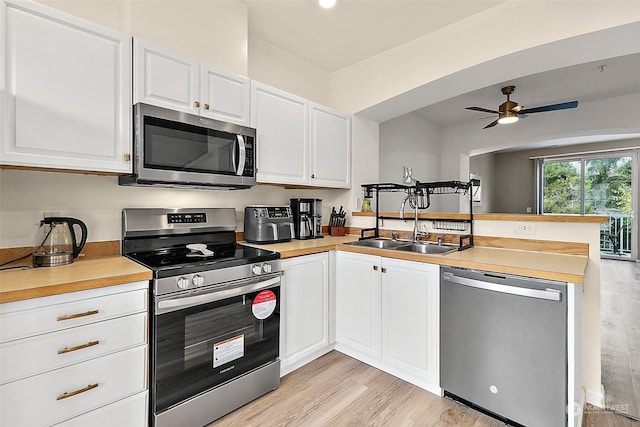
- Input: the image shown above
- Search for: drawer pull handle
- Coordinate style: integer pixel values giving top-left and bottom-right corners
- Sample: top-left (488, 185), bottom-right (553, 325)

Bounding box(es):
top-left (57, 310), bottom-right (99, 321)
top-left (56, 383), bottom-right (99, 401)
top-left (58, 340), bottom-right (100, 355)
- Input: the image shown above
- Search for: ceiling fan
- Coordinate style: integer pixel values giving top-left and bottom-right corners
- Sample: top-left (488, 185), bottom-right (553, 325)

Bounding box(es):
top-left (466, 86), bottom-right (578, 129)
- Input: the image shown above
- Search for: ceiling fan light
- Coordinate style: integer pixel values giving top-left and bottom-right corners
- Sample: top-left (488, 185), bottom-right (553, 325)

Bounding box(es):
top-left (498, 111), bottom-right (519, 125)
top-left (319, 0), bottom-right (336, 9)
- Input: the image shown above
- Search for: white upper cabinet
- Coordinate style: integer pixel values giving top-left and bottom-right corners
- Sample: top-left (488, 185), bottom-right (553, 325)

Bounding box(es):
top-left (133, 39), bottom-right (199, 115)
top-left (309, 103), bottom-right (350, 188)
top-left (134, 39), bottom-right (250, 126)
top-left (251, 81), bottom-right (351, 188)
top-left (200, 65), bottom-right (250, 125)
top-left (251, 81), bottom-right (309, 185)
top-left (0, 0), bottom-right (132, 173)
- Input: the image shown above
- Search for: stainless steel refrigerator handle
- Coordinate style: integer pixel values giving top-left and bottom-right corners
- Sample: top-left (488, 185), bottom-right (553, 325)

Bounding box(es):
top-left (236, 135), bottom-right (246, 176)
top-left (442, 273), bottom-right (562, 301)
top-left (157, 276), bottom-right (280, 314)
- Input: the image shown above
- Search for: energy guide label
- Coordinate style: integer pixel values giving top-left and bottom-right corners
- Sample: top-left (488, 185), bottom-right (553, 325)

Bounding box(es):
top-left (213, 335), bottom-right (244, 368)
top-left (252, 290), bottom-right (277, 319)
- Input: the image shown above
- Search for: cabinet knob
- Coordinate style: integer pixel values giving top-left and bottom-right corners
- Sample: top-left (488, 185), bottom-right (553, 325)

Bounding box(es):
top-left (123, 153), bottom-right (131, 162)
top-left (311, 173), bottom-right (315, 179)
top-left (204, 103), bottom-right (210, 110)
top-left (381, 267), bottom-right (387, 273)
top-left (373, 265), bottom-right (378, 271)
top-left (194, 101), bottom-right (200, 108)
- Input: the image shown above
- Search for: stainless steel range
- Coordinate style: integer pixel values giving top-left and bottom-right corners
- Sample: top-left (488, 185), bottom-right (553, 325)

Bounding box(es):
top-left (122, 208), bottom-right (281, 427)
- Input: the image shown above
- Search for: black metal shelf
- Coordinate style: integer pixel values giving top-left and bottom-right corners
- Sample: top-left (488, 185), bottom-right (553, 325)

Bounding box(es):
top-left (359, 179), bottom-right (479, 251)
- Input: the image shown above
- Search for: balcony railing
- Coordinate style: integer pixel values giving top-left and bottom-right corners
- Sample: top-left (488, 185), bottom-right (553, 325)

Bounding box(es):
top-left (600, 213), bottom-right (633, 256)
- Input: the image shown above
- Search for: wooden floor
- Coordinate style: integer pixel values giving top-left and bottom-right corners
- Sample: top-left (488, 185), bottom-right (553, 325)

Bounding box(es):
top-left (601, 259), bottom-right (640, 421)
top-left (211, 350), bottom-right (638, 427)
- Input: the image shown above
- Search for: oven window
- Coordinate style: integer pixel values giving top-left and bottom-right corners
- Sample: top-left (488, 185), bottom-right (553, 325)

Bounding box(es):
top-left (144, 116), bottom-right (237, 175)
top-left (152, 286), bottom-right (280, 413)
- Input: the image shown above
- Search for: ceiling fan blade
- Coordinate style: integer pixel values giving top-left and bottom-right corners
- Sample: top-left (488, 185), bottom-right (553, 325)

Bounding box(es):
top-left (483, 119), bottom-right (499, 129)
top-left (519, 101), bottom-right (578, 114)
top-left (466, 106), bottom-right (499, 114)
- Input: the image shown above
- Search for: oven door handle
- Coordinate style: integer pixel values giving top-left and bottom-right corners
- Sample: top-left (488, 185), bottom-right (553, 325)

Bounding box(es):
top-left (157, 276), bottom-right (280, 314)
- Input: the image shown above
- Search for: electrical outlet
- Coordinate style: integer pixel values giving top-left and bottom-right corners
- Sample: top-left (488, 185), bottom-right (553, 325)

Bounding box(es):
top-left (43, 211), bottom-right (62, 218)
top-left (514, 223), bottom-right (536, 235)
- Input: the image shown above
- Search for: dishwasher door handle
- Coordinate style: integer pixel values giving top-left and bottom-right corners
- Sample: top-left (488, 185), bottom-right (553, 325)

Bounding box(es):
top-left (442, 273), bottom-right (562, 301)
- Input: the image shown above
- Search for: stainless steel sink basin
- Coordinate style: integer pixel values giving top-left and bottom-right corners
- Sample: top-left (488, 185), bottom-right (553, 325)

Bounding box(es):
top-left (393, 243), bottom-right (457, 255)
top-left (345, 238), bottom-right (410, 249)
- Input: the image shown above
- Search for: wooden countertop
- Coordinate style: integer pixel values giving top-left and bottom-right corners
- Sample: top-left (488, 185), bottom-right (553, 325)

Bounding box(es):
top-left (244, 236), bottom-right (588, 284)
top-left (242, 236), bottom-right (359, 258)
top-left (0, 256), bottom-right (152, 303)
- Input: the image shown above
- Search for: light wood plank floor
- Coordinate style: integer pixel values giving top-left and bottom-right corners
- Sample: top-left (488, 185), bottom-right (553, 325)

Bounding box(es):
top-left (210, 351), bottom-right (637, 426)
top-left (601, 259), bottom-right (640, 421)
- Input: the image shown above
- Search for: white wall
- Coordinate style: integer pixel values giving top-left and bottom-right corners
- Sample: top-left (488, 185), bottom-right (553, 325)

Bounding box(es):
top-left (38, 0), bottom-right (250, 75)
top-left (0, 169), bottom-right (350, 247)
top-left (378, 113), bottom-right (442, 212)
top-left (330, 2), bottom-right (640, 116)
top-left (468, 153), bottom-right (495, 213)
top-left (248, 36), bottom-right (331, 106)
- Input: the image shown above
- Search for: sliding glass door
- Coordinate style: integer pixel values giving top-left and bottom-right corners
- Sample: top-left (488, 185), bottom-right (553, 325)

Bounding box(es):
top-left (540, 154), bottom-right (636, 259)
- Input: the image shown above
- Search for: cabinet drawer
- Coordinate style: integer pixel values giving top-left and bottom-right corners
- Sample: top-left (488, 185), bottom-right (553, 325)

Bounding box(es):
top-left (1, 312), bottom-right (147, 385)
top-left (55, 391), bottom-right (148, 427)
top-left (0, 345), bottom-right (146, 427)
top-left (0, 288), bottom-right (147, 343)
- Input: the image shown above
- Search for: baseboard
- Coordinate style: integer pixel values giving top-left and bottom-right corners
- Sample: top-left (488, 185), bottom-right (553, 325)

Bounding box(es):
top-left (585, 385), bottom-right (605, 407)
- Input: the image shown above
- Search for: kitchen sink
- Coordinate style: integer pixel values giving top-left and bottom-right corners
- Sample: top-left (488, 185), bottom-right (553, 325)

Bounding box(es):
top-left (393, 243), bottom-right (457, 255)
top-left (345, 238), bottom-right (457, 254)
top-left (345, 238), bottom-right (411, 249)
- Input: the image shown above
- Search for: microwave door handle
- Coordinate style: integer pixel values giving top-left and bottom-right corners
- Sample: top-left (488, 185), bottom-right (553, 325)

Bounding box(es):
top-left (236, 135), bottom-right (246, 176)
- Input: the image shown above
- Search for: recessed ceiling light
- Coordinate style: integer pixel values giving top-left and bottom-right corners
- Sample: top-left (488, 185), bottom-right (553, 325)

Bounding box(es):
top-left (319, 0), bottom-right (336, 9)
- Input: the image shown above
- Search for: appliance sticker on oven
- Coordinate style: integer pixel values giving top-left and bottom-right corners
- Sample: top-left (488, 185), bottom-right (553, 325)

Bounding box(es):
top-left (213, 334), bottom-right (244, 369)
top-left (252, 290), bottom-right (277, 320)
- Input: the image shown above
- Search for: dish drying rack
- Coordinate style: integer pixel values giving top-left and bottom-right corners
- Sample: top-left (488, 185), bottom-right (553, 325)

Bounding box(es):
top-left (359, 180), bottom-right (480, 250)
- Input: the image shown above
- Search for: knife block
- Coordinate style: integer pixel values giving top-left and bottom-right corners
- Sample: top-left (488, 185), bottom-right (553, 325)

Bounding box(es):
top-left (329, 226), bottom-right (346, 237)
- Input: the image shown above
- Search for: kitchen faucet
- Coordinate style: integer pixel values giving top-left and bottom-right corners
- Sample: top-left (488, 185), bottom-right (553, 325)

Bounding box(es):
top-left (399, 189), bottom-right (428, 242)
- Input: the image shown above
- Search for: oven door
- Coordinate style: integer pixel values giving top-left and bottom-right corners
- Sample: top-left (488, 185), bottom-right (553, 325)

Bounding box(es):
top-left (151, 274), bottom-right (280, 414)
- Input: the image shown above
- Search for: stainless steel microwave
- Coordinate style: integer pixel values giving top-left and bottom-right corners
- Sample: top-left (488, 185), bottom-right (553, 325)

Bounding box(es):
top-left (119, 103), bottom-right (256, 189)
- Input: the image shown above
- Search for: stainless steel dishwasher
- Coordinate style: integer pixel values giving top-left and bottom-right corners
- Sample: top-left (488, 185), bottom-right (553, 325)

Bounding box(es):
top-left (440, 266), bottom-right (567, 427)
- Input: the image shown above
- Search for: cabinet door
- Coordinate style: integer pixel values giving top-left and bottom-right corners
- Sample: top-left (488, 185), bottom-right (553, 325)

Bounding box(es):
top-left (251, 81), bottom-right (309, 185)
top-left (309, 103), bottom-right (350, 188)
top-left (280, 253), bottom-right (329, 374)
top-left (1, 0), bottom-right (131, 173)
top-left (133, 38), bottom-right (199, 114)
top-left (201, 64), bottom-right (250, 126)
top-left (381, 258), bottom-right (439, 385)
top-left (335, 251), bottom-right (381, 358)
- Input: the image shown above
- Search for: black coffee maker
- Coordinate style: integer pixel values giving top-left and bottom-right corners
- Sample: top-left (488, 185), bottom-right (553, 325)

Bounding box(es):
top-left (290, 198), bottom-right (322, 240)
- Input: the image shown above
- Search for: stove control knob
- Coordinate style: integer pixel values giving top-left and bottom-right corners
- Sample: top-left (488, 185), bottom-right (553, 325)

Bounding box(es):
top-left (252, 264), bottom-right (262, 275)
top-left (262, 263), bottom-right (272, 274)
top-left (192, 274), bottom-right (204, 287)
top-left (177, 276), bottom-right (189, 289)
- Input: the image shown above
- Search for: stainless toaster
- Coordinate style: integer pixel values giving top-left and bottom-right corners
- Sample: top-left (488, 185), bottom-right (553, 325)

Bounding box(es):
top-left (243, 206), bottom-right (294, 244)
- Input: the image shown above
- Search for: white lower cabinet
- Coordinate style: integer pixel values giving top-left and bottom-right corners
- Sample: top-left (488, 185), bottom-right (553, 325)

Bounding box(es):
top-left (336, 251), bottom-right (440, 394)
top-left (280, 253), bottom-right (331, 376)
top-left (0, 282), bottom-right (148, 427)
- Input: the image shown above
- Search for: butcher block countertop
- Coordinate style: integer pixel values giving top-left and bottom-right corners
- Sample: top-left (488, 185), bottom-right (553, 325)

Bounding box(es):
top-left (244, 235), bottom-right (588, 284)
top-left (0, 256), bottom-right (152, 303)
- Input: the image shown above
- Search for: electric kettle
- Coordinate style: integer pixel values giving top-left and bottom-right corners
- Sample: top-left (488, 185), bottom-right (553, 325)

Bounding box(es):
top-left (32, 217), bottom-right (88, 267)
